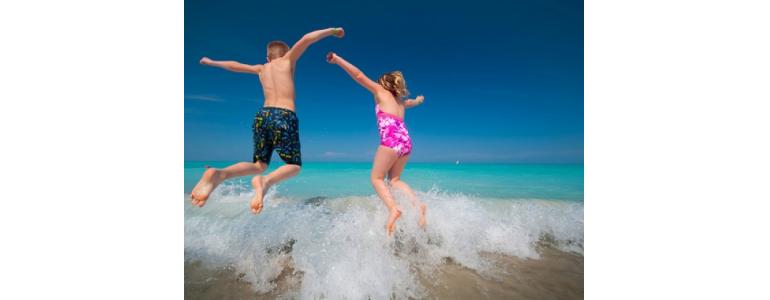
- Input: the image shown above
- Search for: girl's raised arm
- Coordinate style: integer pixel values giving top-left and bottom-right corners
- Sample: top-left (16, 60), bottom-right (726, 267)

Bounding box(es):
top-left (404, 95), bottom-right (425, 108)
top-left (327, 52), bottom-right (380, 93)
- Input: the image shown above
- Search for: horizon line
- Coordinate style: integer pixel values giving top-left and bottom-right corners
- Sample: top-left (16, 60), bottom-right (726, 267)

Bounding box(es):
top-left (184, 160), bottom-right (584, 164)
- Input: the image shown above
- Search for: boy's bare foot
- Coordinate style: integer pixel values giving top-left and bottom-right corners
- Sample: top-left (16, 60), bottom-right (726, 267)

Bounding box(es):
top-left (386, 207), bottom-right (402, 236)
top-left (191, 168), bottom-right (223, 207)
top-left (418, 203), bottom-right (427, 228)
top-left (250, 176), bottom-right (267, 214)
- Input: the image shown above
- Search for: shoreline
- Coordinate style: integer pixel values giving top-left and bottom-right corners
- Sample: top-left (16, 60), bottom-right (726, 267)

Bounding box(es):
top-left (185, 246), bottom-right (583, 299)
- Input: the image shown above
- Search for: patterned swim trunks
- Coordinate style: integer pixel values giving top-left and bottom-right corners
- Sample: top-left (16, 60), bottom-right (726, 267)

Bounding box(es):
top-left (252, 107), bottom-right (302, 166)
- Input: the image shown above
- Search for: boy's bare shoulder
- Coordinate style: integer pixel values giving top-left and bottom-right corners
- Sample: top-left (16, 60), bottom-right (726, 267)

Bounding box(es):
top-left (270, 57), bottom-right (294, 69)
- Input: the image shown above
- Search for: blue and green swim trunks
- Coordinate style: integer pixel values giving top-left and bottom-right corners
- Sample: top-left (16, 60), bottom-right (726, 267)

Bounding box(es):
top-left (252, 107), bottom-right (302, 166)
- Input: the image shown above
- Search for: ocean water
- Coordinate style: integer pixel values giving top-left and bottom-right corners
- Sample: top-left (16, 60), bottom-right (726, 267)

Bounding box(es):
top-left (184, 161), bottom-right (583, 200)
top-left (184, 161), bottom-right (584, 299)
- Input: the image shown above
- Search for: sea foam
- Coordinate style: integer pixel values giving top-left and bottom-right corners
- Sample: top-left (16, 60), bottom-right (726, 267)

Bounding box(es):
top-left (184, 182), bottom-right (583, 299)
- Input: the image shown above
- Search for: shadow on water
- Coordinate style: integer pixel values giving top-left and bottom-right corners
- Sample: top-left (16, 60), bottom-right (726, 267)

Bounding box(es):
top-left (302, 196), bottom-right (327, 207)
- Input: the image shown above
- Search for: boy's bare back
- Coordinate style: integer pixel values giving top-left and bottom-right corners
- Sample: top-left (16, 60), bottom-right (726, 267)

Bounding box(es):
top-left (257, 58), bottom-right (297, 111)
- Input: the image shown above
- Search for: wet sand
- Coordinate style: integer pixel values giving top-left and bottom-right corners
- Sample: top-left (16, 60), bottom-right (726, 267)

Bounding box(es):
top-left (185, 246), bottom-right (582, 299)
top-left (419, 248), bottom-right (583, 299)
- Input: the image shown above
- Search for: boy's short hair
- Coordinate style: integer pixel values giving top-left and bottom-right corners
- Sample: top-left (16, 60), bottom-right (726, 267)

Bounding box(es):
top-left (266, 41), bottom-right (290, 61)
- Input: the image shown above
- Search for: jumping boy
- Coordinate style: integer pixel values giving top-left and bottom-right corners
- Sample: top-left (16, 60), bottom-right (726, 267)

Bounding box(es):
top-left (190, 27), bottom-right (345, 214)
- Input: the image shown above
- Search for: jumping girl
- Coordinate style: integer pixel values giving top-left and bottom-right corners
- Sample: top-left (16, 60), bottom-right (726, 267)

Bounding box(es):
top-left (326, 51), bottom-right (427, 236)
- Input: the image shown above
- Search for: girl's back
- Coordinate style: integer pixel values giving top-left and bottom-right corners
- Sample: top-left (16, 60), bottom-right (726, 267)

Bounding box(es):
top-left (373, 88), bottom-right (406, 119)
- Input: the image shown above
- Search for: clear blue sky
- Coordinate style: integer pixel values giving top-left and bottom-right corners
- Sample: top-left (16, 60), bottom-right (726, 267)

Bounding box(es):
top-left (185, 0), bottom-right (583, 163)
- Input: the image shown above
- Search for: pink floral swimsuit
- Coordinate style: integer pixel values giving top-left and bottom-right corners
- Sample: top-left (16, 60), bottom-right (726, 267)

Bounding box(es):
top-left (375, 105), bottom-right (412, 156)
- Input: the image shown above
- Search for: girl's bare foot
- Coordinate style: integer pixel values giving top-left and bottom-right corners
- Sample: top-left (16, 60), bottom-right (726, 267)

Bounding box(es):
top-left (418, 203), bottom-right (427, 228)
top-left (250, 176), bottom-right (267, 214)
top-left (191, 168), bottom-right (224, 207)
top-left (386, 207), bottom-right (402, 236)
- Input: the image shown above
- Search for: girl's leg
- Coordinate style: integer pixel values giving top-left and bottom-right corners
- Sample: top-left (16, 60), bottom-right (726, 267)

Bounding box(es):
top-left (388, 155), bottom-right (427, 228)
top-left (371, 146), bottom-right (401, 236)
top-left (191, 161), bottom-right (268, 207)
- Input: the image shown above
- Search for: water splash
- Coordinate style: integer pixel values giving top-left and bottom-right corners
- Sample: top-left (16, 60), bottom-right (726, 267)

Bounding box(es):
top-left (184, 185), bottom-right (583, 298)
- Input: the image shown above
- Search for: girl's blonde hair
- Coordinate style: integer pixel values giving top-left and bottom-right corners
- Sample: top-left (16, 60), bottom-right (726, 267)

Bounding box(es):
top-left (378, 71), bottom-right (409, 99)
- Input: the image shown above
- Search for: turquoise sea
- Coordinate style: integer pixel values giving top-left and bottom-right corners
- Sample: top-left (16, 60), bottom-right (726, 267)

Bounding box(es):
top-left (184, 161), bottom-right (584, 298)
top-left (184, 161), bottom-right (583, 201)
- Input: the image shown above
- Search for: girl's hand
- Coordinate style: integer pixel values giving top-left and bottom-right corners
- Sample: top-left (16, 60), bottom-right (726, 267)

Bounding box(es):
top-left (416, 95), bottom-right (425, 104)
top-left (326, 52), bottom-right (337, 64)
top-left (200, 57), bottom-right (212, 65)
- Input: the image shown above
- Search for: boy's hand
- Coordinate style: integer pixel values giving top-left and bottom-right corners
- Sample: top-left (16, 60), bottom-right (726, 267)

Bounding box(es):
top-left (326, 51), bottom-right (337, 64)
top-left (333, 27), bottom-right (345, 38)
top-left (200, 57), bottom-right (212, 65)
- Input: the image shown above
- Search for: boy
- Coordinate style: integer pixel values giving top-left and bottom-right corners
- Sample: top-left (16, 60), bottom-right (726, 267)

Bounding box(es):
top-left (191, 27), bottom-right (345, 214)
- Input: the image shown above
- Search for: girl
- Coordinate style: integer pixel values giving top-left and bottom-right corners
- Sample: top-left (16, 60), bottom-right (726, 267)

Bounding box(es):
top-left (327, 52), bottom-right (427, 236)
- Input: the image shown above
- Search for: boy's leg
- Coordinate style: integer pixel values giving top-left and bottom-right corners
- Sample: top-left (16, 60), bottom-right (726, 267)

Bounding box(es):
top-left (250, 164), bottom-right (301, 214)
top-left (191, 161), bottom-right (268, 207)
top-left (220, 161), bottom-right (268, 177)
top-left (371, 146), bottom-right (402, 236)
top-left (249, 108), bottom-right (303, 214)
top-left (388, 155), bottom-right (427, 227)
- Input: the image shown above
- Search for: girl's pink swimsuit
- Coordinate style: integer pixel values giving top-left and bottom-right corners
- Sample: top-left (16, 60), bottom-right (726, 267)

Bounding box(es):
top-left (375, 105), bottom-right (412, 156)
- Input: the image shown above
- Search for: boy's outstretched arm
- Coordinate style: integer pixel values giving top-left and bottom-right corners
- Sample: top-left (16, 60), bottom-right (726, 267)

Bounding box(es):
top-left (404, 95), bottom-right (425, 108)
top-left (200, 57), bottom-right (262, 74)
top-left (286, 27), bottom-right (344, 62)
top-left (326, 52), bottom-right (380, 93)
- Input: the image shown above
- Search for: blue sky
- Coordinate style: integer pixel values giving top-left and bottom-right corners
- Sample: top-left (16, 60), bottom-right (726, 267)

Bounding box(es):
top-left (185, 0), bottom-right (583, 163)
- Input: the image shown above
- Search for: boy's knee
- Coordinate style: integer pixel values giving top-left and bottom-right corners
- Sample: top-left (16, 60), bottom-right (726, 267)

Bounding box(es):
top-left (281, 164), bottom-right (300, 174)
top-left (253, 161), bottom-right (268, 171)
